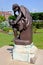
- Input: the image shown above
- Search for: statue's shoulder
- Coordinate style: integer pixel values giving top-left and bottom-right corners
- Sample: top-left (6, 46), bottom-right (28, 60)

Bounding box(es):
top-left (20, 5), bottom-right (26, 16)
top-left (20, 5), bottom-right (32, 21)
top-left (20, 5), bottom-right (30, 13)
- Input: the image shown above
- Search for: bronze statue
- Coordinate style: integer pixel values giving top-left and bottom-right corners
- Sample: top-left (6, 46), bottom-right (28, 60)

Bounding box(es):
top-left (9, 4), bottom-right (37, 64)
top-left (9, 4), bottom-right (32, 45)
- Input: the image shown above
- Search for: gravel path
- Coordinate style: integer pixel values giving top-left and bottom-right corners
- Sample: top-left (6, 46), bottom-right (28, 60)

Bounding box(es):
top-left (0, 46), bottom-right (43, 65)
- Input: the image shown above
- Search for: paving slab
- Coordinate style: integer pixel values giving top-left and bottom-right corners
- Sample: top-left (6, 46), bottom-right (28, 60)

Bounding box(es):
top-left (35, 49), bottom-right (43, 65)
top-left (0, 46), bottom-right (12, 65)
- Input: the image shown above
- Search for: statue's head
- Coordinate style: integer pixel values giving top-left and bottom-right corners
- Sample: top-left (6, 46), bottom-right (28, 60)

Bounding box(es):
top-left (9, 4), bottom-right (29, 31)
top-left (12, 4), bottom-right (20, 16)
top-left (12, 4), bottom-right (20, 10)
top-left (9, 4), bottom-right (19, 26)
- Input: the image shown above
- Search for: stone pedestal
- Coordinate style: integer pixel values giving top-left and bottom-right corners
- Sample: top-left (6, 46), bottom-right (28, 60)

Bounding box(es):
top-left (13, 43), bottom-right (38, 63)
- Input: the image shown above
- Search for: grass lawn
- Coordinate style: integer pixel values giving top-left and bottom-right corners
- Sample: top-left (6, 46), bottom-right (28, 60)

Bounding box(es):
top-left (0, 32), bottom-right (14, 47)
top-left (33, 33), bottom-right (43, 49)
top-left (33, 29), bottom-right (43, 49)
top-left (0, 29), bottom-right (43, 49)
top-left (36, 29), bottom-right (43, 33)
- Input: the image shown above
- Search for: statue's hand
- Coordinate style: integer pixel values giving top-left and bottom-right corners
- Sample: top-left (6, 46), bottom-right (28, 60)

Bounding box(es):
top-left (9, 19), bottom-right (17, 26)
top-left (14, 21), bottom-right (17, 24)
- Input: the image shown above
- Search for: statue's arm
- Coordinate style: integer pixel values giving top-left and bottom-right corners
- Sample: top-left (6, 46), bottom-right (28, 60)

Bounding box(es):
top-left (14, 12), bottom-right (22, 24)
top-left (22, 17), bottom-right (29, 27)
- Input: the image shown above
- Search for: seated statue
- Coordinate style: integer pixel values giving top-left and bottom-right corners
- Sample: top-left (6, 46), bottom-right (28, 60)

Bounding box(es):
top-left (9, 4), bottom-right (32, 45)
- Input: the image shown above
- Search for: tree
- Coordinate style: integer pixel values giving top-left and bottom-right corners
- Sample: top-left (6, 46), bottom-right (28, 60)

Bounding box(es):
top-left (31, 12), bottom-right (43, 20)
top-left (0, 15), bottom-right (6, 23)
top-left (38, 12), bottom-right (43, 20)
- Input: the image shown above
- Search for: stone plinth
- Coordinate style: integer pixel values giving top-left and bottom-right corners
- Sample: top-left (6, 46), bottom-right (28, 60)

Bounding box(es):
top-left (13, 43), bottom-right (38, 64)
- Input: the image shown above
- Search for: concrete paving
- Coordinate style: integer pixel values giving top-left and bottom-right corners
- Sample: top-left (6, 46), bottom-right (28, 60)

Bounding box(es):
top-left (35, 49), bottom-right (43, 65)
top-left (0, 46), bottom-right (43, 65)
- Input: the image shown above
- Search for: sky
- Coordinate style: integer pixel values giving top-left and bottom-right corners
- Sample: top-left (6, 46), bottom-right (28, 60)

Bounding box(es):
top-left (0, 0), bottom-right (43, 12)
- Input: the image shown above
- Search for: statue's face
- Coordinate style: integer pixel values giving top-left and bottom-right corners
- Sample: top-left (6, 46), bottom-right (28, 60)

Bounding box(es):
top-left (13, 5), bottom-right (19, 13)
top-left (14, 7), bottom-right (18, 12)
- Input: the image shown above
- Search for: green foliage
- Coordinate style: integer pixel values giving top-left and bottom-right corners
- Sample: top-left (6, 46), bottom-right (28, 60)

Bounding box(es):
top-left (31, 12), bottom-right (43, 20)
top-left (0, 15), bottom-right (6, 23)
top-left (32, 21), bottom-right (43, 29)
top-left (38, 13), bottom-right (43, 20)
top-left (33, 27), bottom-right (37, 33)
top-left (32, 21), bottom-right (36, 26)
top-left (0, 23), bottom-right (3, 29)
top-left (0, 21), bottom-right (10, 33)
top-left (35, 22), bottom-right (40, 29)
top-left (3, 27), bottom-right (9, 32)
top-left (0, 21), bottom-right (9, 29)
top-left (2, 27), bottom-right (12, 32)
top-left (8, 15), bottom-right (16, 20)
top-left (31, 13), bottom-right (39, 20)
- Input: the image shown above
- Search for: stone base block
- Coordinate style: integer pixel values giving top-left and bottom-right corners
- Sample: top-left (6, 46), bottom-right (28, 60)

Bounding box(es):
top-left (13, 43), bottom-right (38, 64)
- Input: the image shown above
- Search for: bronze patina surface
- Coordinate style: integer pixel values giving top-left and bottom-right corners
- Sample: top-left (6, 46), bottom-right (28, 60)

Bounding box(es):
top-left (9, 4), bottom-right (32, 45)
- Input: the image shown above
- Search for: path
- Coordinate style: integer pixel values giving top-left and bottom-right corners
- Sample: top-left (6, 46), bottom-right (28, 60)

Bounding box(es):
top-left (0, 46), bottom-right (43, 65)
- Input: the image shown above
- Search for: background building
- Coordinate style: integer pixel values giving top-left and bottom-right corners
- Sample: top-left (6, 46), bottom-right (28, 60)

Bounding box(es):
top-left (0, 11), bottom-right (12, 20)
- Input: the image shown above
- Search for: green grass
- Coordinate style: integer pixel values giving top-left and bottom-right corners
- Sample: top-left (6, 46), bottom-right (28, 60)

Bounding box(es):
top-left (36, 29), bottom-right (43, 33)
top-left (33, 33), bottom-right (43, 49)
top-left (0, 29), bottom-right (43, 49)
top-left (0, 32), bottom-right (14, 47)
top-left (33, 29), bottom-right (43, 49)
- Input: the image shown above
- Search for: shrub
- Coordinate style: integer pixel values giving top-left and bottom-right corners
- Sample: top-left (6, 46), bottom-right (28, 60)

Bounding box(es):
top-left (2, 27), bottom-right (12, 32)
top-left (0, 23), bottom-right (4, 29)
top-left (0, 15), bottom-right (6, 23)
top-left (8, 30), bottom-right (13, 35)
top-left (0, 21), bottom-right (9, 29)
top-left (36, 22), bottom-right (40, 29)
top-left (32, 21), bottom-right (43, 29)
top-left (8, 15), bottom-right (17, 20)
top-left (33, 27), bottom-right (37, 33)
